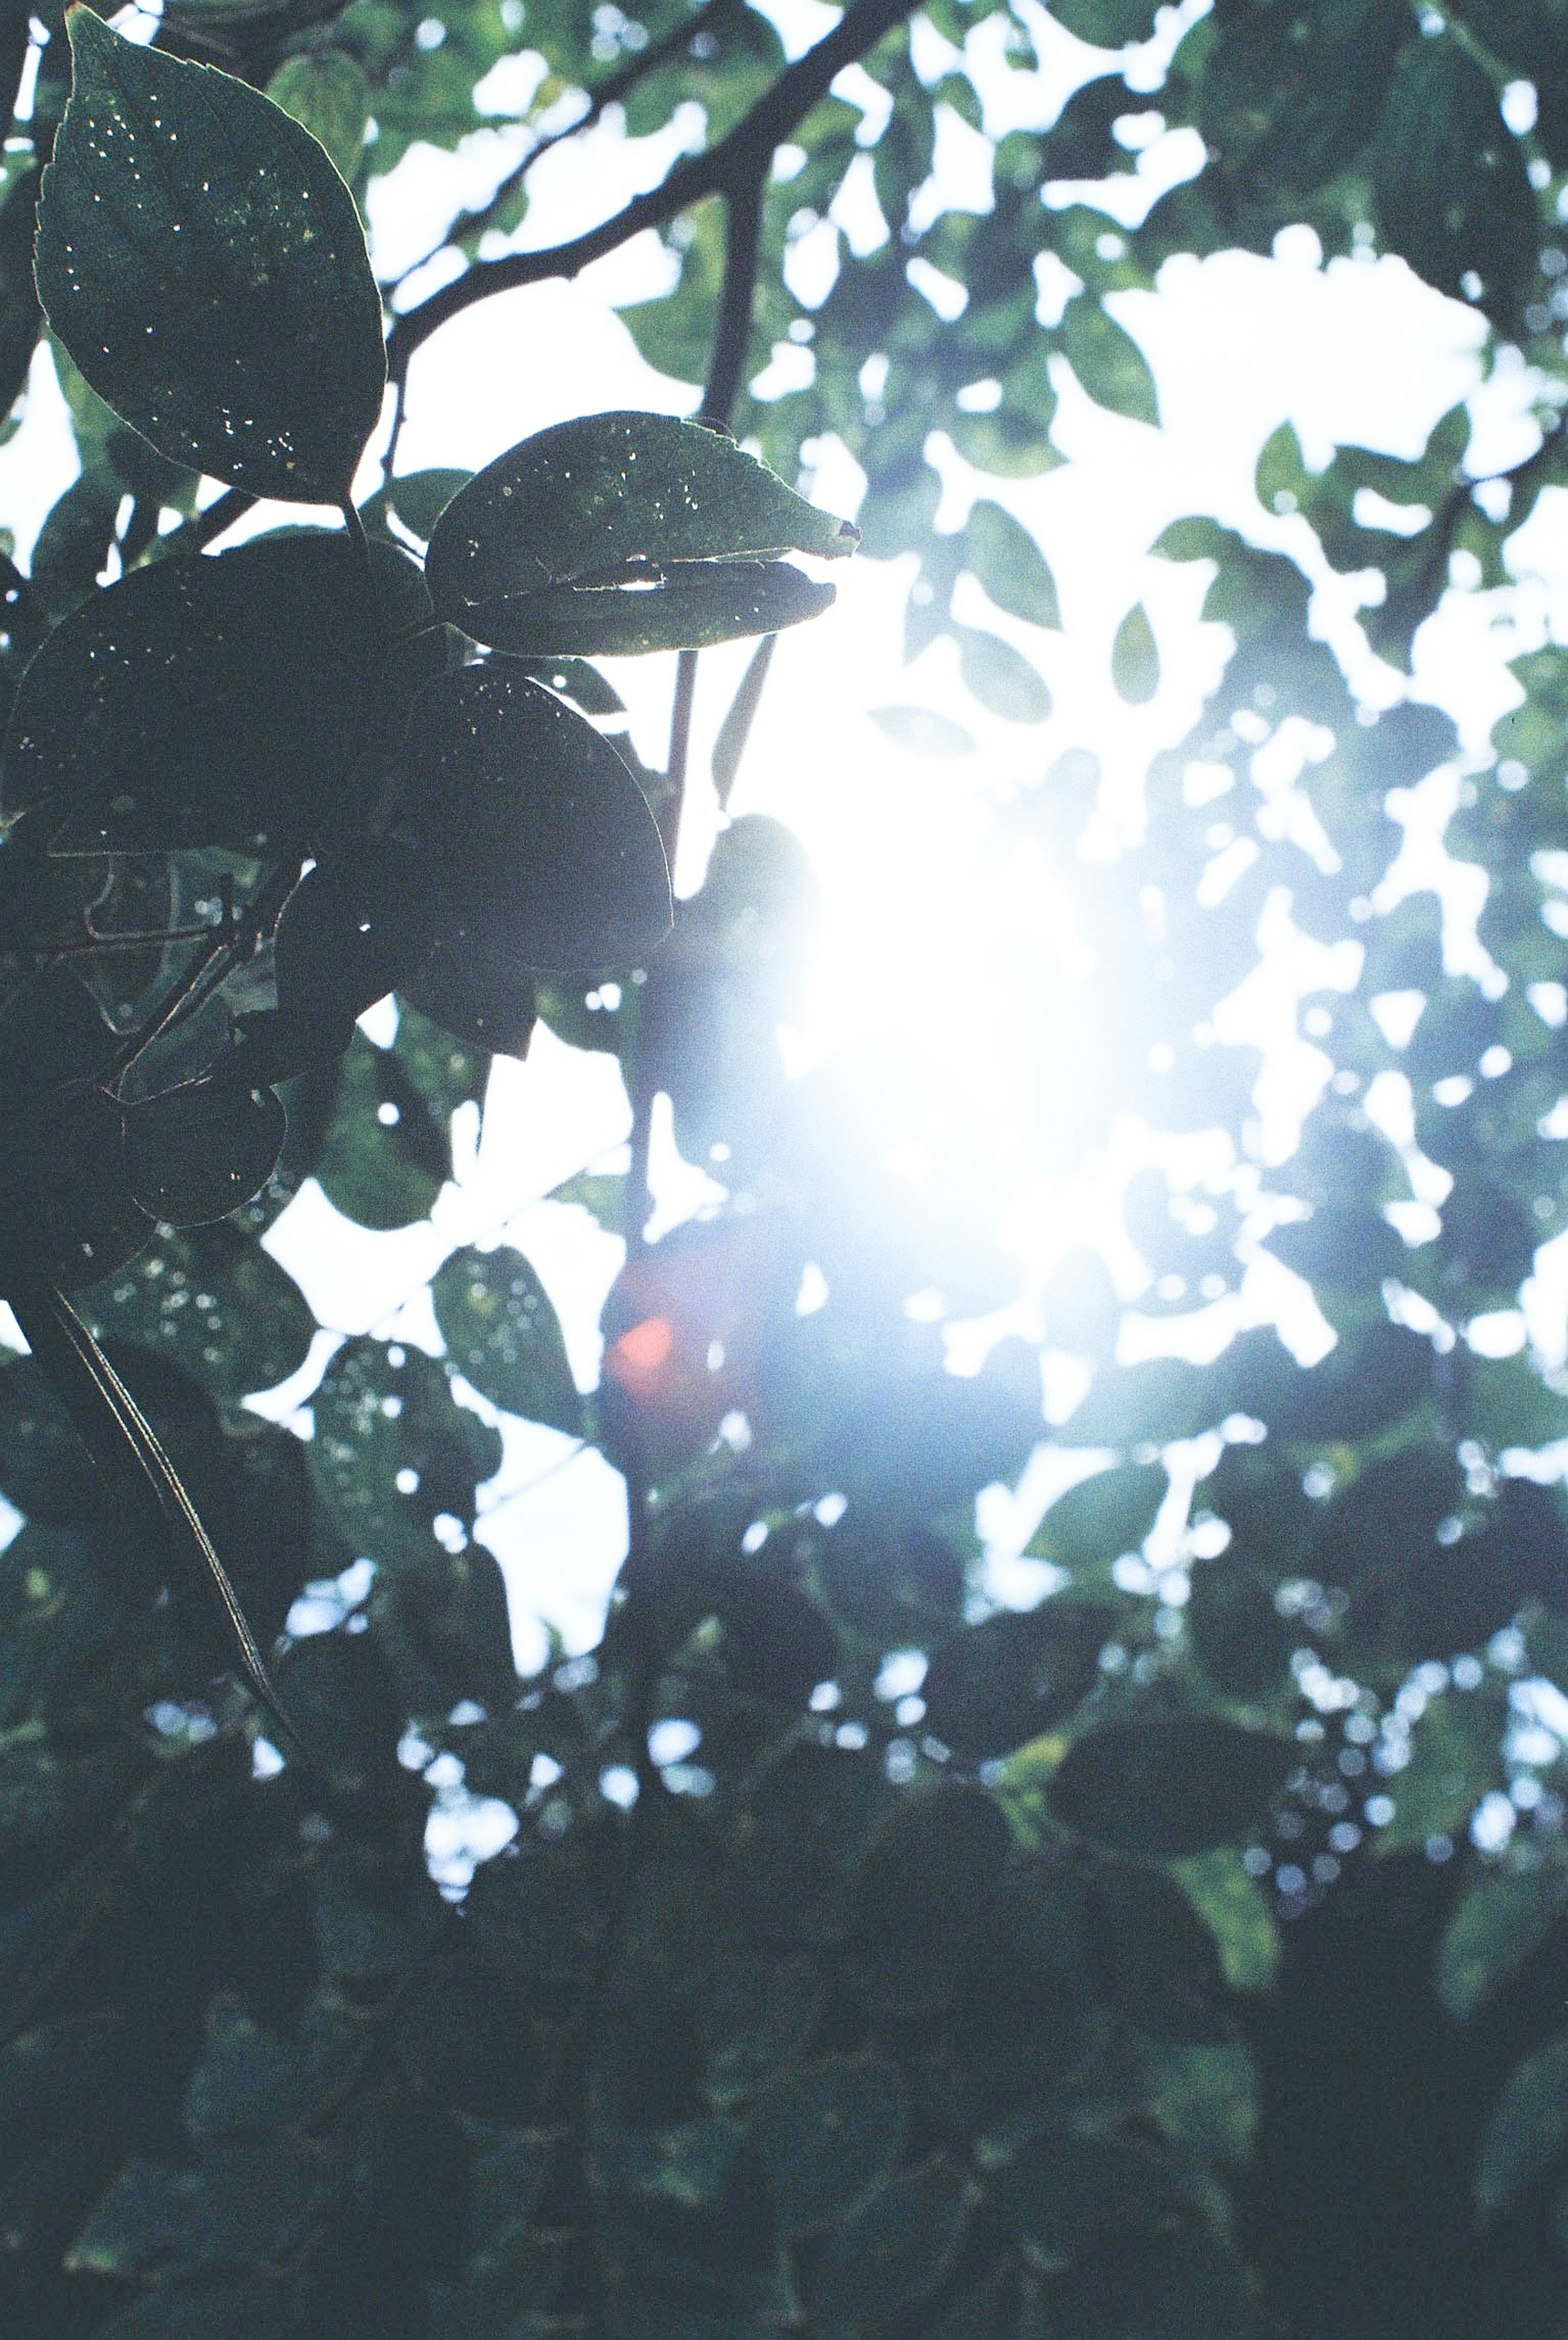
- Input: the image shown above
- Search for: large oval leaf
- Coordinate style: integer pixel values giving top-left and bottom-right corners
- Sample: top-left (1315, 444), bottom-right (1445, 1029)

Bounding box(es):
top-left (36, 10), bottom-right (385, 502)
top-left (4, 535), bottom-right (392, 854)
top-left (399, 663), bottom-right (671, 971)
top-left (426, 410), bottom-right (854, 655)
top-left (123, 1071), bottom-right (287, 1227)
top-left (750, 2053), bottom-right (907, 2238)
top-left (1048, 1718), bottom-right (1293, 1857)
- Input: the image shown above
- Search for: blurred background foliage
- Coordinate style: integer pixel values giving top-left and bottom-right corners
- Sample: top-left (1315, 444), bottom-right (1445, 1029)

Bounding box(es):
top-left (2, 0), bottom-right (1568, 2333)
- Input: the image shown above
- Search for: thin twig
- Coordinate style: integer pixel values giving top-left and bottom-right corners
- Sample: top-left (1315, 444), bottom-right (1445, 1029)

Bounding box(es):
top-left (385, 0), bottom-right (918, 385)
top-left (388, 0), bottom-right (747, 294)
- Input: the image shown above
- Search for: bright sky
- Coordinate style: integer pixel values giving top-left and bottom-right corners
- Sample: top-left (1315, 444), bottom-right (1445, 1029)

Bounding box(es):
top-left (10, 4), bottom-right (1568, 1735)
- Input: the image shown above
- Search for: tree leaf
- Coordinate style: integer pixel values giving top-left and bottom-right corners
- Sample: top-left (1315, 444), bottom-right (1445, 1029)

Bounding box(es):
top-left (431, 1245), bottom-right (583, 1436)
top-left (801, 2160), bottom-right (968, 2339)
top-left (36, 10), bottom-right (385, 502)
top-left (923, 1601), bottom-right (1114, 1757)
top-left (956, 624), bottom-right (1052, 723)
top-left (1058, 295), bottom-right (1159, 428)
top-left (990, 2130), bottom-right (1200, 2270)
top-left (399, 662), bottom-right (672, 972)
top-left (123, 1070), bottom-right (287, 1227)
top-left (1049, 0), bottom-right (1161, 41)
top-left (1372, 32), bottom-right (1538, 331)
top-left (869, 704), bottom-right (976, 757)
top-left (308, 1339), bottom-right (502, 1572)
top-left (313, 1033), bottom-right (448, 1232)
top-left (1437, 1867), bottom-right (1568, 2021)
top-left (425, 410), bottom-right (854, 654)
top-left (750, 2053), bottom-right (906, 2237)
top-left (5, 534), bottom-right (393, 855)
top-left (1111, 603), bottom-right (1160, 704)
top-left (1025, 1461), bottom-right (1167, 1576)
top-left (1049, 1719), bottom-right (1293, 1857)
top-left (264, 48), bottom-right (370, 187)
top-left (965, 499), bottom-right (1061, 628)
top-left (1476, 2032), bottom-right (1568, 2220)
top-left (273, 842), bottom-right (440, 1047)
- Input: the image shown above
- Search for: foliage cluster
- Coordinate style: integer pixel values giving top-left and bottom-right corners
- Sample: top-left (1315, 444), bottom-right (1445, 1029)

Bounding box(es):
top-left (0, 2), bottom-right (1567, 2337)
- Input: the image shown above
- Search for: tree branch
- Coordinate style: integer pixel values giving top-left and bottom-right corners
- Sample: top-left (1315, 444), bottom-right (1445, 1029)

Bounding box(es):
top-left (389, 0), bottom-right (749, 295)
top-left (385, 0), bottom-right (916, 385)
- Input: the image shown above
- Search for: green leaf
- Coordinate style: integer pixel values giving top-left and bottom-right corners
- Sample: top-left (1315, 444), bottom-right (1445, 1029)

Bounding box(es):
top-left (1371, 33), bottom-right (1538, 330)
top-left (431, 1245), bottom-right (582, 1435)
top-left (965, 499), bottom-right (1062, 629)
top-left (750, 2053), bottom-right (906, 2237)
top-left (273, 841), bottom-right (439, 1050)
top-left (425, 410), bottom-right (855, 655)
top-left (122, 1070), bottom-right (286, 1227)
top-left (1111, 603), bottom-right (1160, 704)
top-left (37, 11), bottom-right (385, 502)
top-left (5, 534), bottom-right (394, 854)
top-left (1049, 1719), bottom-right (1292, 1857)
top-left (869, 704), bottom-right (976, 757)
top-left (1058, 295), bottom-right (1159, 428)
top-left (1049, 0), bottom-right (1161, 41)
top-left (1142, 2040), bottom-right (1259, 2168)
top-left (1476, 2031), bottom-right (1568, 2220)
top-left (956, 624), bottom-right (1052, 723)
top-left (362, 467), bottom-right (473, 545)
top-left (1026, 1461), bottom-right (1166, 1576)
top-left (1437, 1866), bottom-right (1568, 2020)
top-left (313, 1033), bottom-right (448, 1232)
top-left (990, 2130), bottom-right (1199, 2270)
top-left (265, 48), bottom-right (370, 186)
top-left (1374, 1692), bottom-right (1503, 1855)
top-left (1169, 1848), bottom-right (1282, 1994)
top-left (78, 1220), bottom-right (316, 1406)
top-left (308, 1338), bottom-right (502, 1570)
top-left (801, 2161), bottom-right (968, 2339)
top-left (399, 662), bottom-right (672, 972)
top-left (923, 1601), bottom-right (1114, 1757)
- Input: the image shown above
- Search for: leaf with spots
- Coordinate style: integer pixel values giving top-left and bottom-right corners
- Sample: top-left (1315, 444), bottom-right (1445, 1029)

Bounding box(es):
top-left (432, 1246), bottom-right (584, 1437)
top-left (36, 11), bottom-right (385, 502)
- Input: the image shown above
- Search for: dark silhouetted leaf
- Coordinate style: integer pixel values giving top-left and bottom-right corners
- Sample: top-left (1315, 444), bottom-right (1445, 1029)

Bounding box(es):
top-left (923, 1601), bottom-right (1113, 1756)
top-left (399, 661), bottom-right (672, 971)
top-left (1476, 2032), bottom-right (1568, 2220)
top-left (801, 2160), bottom-right (968, 2338)
top-left (1049, 1719), bottom-right (1292, 1857)
top-left (123, 1069), bottom-right (286, 1226)
top-left (751, 2053), bottom-right (906, 2237)
top-left (37, 11), bottom-right (385, 501)
top-left (426, 410), bottom-right (854, 654)
top-left (5, 534), bottom-right (393, 854)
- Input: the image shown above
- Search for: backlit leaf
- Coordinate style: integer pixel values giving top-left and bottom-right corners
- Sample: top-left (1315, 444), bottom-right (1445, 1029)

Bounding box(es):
top-left (37, 11), bottom-right (385, 501)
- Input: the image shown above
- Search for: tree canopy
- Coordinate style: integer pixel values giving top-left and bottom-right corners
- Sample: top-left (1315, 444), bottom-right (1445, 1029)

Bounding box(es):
top-left (0, 0), bottom-right (1566, 2335)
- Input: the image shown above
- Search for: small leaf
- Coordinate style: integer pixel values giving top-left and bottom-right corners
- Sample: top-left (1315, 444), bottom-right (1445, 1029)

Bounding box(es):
top-left (37, 11), bottom-right (385, 502)
top-left (1049, 0), bottom-right (1160, 40)
top-left (965, 499), bottom-right (1062, 628)
top-left (426, 410), bottom-right (854, 655)
top-left (312, 1033), bottom-right (446, 1232)
top-left (957, 625), bottom-right (1053, 723)
top-left (869, 704), bottom-right (976, 758)
top-left (1476, 2032), bottom-right (1568, 2220)
top-left (991, 2130), bottom-right (1198, 2270)
top-left (401, 941), bottom-right (538, 1059)
top-left (1438, 1868), bottom-right (1568, 2020)
top-left (750, 2054), bottom-right (906, 2237)
top-left (265, 48), bottom-right (370, 186)
top-left (362, 468), bottom-right (473, 545)
top-left (1058, 294), bottom-right (1160, 428)
top-left (431, 1246), bottom-right (582, 1436)
top-left (1049, 1719), bottom-right (1292, 1857)
top-left (123, 1071), bottom-right (286, 1226)
top-left (1111, 603), bottom-right (1160, 703)
top-left (399, 663), bottom-right (671, 972)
